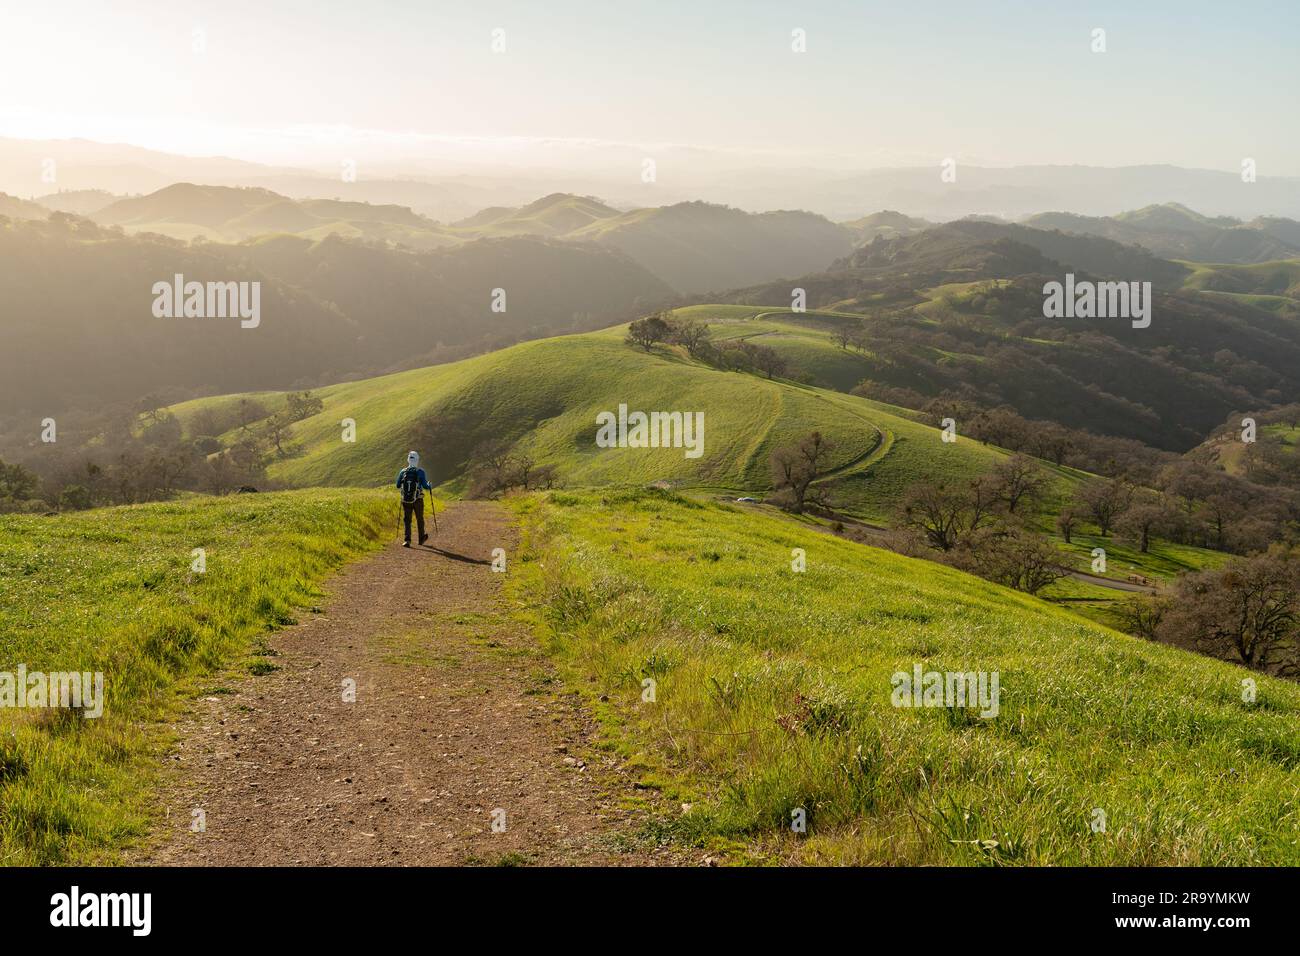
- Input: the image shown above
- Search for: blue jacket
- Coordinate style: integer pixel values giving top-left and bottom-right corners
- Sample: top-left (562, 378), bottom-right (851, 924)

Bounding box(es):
top-left (396, 467), bottom-right (432, 494)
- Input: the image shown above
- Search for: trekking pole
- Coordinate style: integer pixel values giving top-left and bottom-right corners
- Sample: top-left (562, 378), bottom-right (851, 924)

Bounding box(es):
top-left (427, 489), bottom-right (438, 535)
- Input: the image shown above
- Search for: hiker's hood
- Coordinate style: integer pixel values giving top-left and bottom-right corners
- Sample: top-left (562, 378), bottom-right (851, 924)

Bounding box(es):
top-left (407, 451), bottom-right (419, 468)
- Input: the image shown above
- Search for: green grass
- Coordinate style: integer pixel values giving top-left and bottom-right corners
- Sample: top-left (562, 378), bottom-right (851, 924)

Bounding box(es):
top-left (509, 488), bottom-right (1300, 865)
top-left (1180, 259), bottom-right (1300, 297)
top-left (1196, 421), bottom-right (1300, 477)
top-left (163, 313), bottom-right (1232, 587)
top-left (165, 322), bottom-right (1021, 521)
top-left (164, 314), bottom-right (1231, 563)
top-left (1053, 531), bottom-right (1227, 582)
top-left (1178, 260), bottom-right (1300, 316)
top-left (699, 308), bottom-right (878, 391)
top-left (0, 489), bottom-right (393, 864)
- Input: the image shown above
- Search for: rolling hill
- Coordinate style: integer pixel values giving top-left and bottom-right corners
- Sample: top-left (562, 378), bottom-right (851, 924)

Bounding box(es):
top-left (77, 185), bottom-right (856, 295)
top-left (1190, 419), bottom-right (1300, 479)
top-left (1179, 259), bottom-right (1300, 316)
top-left (841, 209), bottom-right (933, 243)
top-left (717, 225), bottom-right (1300, 451)
top-left (452, 195), bottom-right (856, 294)
top-left (1023, 203), bottom-right (1300, 264)
top-left (674, 304), bottom-right (876, 392)
top-left (165, 324), bottom-right (1017, 522)
top-left (720, 218), bottom-right (1186, 299)
top-left (91, 183), bottom-right (460, 248)
top-left (34, 188), bottom-right (119, 216)
top-left (0, 191), bottom-right (48, 221)
top-left (160, 314), bottom-right (1236, 598)
top-left (0, 215), bottom-right (674, 415)
top-left (451, 193), bottom-right (622, 236)
top-left (565, 201), bottom-right (855, 294)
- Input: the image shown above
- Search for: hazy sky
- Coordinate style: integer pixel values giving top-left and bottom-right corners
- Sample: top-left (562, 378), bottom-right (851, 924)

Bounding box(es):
top-left (3, 0), bottom-right (1298, 174)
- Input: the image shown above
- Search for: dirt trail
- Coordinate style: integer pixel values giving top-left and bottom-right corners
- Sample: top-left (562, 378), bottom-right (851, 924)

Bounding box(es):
top-left (142, 501), bottom-right (679, 866)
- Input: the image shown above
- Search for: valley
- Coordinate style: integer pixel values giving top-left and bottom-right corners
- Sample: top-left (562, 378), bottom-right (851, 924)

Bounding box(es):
top-left (5, 173), bottom-right (1300, 873)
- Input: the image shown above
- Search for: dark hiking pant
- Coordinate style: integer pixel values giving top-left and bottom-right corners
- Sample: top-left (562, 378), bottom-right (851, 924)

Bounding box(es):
top-left (403, 497), bottom-right (425, 543)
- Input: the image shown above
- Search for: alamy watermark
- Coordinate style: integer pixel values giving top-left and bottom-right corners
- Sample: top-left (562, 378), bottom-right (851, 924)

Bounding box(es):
top-left (0, 666), bottom-right (104, 718)
top-left (1042, 273), bottom-right (1151, 329)
top-left (595, 403), bottom-right (704, 459)
top-left (50, 886), bottom-right (150, 936)
top-left (890, 664), bottom-right (999, 718)
top-left (152, 274), bottom-right (261, 329)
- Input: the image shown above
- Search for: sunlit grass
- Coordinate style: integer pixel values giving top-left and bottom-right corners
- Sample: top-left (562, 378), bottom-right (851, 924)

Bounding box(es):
top-left (510, 488), bottom-right (1300, 865)
top-left (0, 489), bottom-right (392, 864)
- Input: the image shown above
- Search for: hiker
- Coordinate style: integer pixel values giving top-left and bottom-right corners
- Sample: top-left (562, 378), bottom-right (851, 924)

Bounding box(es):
top-left (396, 450), bottom-right (433, 547)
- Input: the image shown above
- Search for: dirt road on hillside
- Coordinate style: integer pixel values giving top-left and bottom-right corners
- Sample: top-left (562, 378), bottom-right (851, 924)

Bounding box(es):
top-left (140, 501), bottom-right (681, 866)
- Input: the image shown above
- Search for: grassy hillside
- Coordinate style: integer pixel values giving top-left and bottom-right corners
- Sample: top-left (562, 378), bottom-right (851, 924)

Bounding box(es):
top-left (163, 314), bottom-right (1231, 587)
top-left (723, 236), bottom-right (1300, 450)
top-left (160, 309), bottom-right (1237, 592)
top-left (693, 306), bottom-right (876, 391)
top-left (168, 324), bottom-right (1013, 522)
top-left (511, 489), bottom-right (1300, 864)
top-left (1179, 259), bottom-right (1300, 316)
top-left (1195, 420), bottom-right (1300, 477)
top-left (0, 489), bottom-right (394, 864)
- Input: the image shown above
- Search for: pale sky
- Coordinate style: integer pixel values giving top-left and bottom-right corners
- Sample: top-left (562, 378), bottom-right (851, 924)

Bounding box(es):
top-left (2, 0), bottom-right (1298, 174)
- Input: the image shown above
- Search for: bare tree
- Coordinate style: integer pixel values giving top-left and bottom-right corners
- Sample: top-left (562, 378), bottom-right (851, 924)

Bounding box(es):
top-left (1114, 595), bottom-right (1168, 640)
top-left (1118, 496), bottom-right (1176, 553)
top-left (899, 482), bottom-right (969, 551)
top-left (1056, 506), bottom-right (1080, 544)
top-left (769, 431), bottom-right (836, 513)
top-left (669, 318), bottom-right (711, 356)
top-left (1156, 552), bottom-right (1300, 676)
top-left (746, 343), bottom-right (788, 380)
top-left (899, 476), bottom-right (1002, 552)
top-left (1077, 477), bottom-right (1133, 537)
top-left (532, 463), bottom-right (560, 489)
top-left (262, 412), bottom-right (294, 459)
top-left (992, 453), bottom-right (1048, 514)
top-left (970, 529), bottom-right (1068, 595)
top-left (510, 454), bottom-right (536, 490)
top-left (237, 397), bottom-right (269, 431)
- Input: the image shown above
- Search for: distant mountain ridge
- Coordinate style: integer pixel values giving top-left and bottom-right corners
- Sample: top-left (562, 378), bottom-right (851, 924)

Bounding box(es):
top-left (1022, 203), bottom-right (1300, 263)
top-left (9, 138), bottom-right (1300, 221)
top-left (88, 182), bottom-right (459, 249)
top-left (69, 184), bottom-right (857, 295)
top-left (452, 194), bottom-right (855, 293)
top-left (452, 193), bottom-right (621, 236)
top-left (0, 214), bottom-right (673, 414)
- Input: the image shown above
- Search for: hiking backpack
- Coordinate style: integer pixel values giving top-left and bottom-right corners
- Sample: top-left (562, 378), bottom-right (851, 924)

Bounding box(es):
top-left (399, 467), bottom-right (422, 505)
